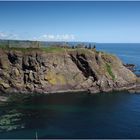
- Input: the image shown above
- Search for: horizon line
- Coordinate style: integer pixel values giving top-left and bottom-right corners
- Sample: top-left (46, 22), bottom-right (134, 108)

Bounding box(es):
top-left (0, 38), bottom-right (140, 44)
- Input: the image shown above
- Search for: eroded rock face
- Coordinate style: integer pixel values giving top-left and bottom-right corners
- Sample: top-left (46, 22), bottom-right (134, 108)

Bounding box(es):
top-left (0, 48), bottom-right (137, 94)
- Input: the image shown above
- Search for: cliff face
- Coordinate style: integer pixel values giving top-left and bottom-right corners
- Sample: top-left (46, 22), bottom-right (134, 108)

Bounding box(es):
top-left (0, 48), bottom-right (137, 94)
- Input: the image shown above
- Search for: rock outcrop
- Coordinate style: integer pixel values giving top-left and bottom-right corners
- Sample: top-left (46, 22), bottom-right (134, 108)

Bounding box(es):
top-left (0, 48), bottom-right (138, 94)
top-left (123, 64), bottom-right (136, 71)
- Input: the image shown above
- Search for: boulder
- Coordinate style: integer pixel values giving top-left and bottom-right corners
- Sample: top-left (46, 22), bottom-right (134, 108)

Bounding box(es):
top-left (0, 82), bottom-right (10, 89)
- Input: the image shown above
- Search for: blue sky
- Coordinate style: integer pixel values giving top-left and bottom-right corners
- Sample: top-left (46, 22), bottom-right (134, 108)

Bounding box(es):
top-left (0, 1), bottom-right (140, 43)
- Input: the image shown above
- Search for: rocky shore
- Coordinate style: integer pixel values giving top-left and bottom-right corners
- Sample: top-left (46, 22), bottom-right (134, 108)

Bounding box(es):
top-left (123, 63), bottom-right (136, 71)
top-left (0, 47), bottom-right (139, 94)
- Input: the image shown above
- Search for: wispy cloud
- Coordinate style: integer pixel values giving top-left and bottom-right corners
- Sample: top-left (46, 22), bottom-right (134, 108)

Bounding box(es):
top-left (35, 34), bottom-right (76, 41)
top-left (0, 31), bottom-right (19, 40)
top-left (0, 32), bottom-right (8, 38)
top-left (0, 32), bottom-right (76, 41)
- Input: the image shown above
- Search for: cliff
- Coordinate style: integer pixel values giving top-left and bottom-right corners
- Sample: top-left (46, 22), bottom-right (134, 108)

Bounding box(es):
top-left (0, 47), bottom-right (138, 94)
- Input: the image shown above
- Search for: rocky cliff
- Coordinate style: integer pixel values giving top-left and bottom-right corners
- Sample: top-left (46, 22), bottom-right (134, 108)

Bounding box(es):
top-left (0, 48), bottom-right (137, 94)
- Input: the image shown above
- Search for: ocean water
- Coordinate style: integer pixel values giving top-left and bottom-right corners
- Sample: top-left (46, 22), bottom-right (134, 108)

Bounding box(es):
top-left (0, 43), bottom-right (140, 139)
top-left (96, 43), bottom-right (140, 75)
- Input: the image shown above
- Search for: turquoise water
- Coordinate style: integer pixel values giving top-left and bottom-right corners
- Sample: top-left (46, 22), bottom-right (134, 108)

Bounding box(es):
top-left (0, 43), bottom-right (140, 139)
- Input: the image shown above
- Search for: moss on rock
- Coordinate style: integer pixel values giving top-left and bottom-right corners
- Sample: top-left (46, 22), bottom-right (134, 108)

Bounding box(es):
top-left (105, 63), bottom-right (115, 81)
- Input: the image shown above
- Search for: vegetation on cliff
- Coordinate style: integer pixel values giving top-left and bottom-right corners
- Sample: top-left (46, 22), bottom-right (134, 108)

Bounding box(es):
top-left (105, 63), bottom-right (115, 81)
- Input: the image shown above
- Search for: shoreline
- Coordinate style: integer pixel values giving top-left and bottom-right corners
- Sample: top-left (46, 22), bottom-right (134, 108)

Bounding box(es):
top-left (0, 83), bottom-right (140, 102)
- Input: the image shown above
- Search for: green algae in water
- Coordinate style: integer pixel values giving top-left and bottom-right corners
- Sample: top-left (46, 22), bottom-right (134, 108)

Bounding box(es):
top-left (0, 109), bottom-right (24, 132)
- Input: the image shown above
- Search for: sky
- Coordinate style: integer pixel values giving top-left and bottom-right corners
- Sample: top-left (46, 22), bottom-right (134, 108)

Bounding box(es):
top-left (0, 1), bottom-right (140, 43)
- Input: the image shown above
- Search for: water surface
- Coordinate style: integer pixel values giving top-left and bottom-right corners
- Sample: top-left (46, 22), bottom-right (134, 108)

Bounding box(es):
top-left (0, 92), bottom-right (140, 139)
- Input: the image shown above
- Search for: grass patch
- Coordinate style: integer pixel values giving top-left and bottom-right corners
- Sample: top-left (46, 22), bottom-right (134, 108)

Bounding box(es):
top-left (0, 45), bottom-right (96, 54)
top-left (41, 47), bottom-right (67, 53)
top-left (0, 45), bottom-right (69, 53)
top-left (105, 63), bottom-right (115, 81)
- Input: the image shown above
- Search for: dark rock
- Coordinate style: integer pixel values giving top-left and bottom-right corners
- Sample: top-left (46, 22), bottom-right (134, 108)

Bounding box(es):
top-left (136, 73), bottom-right (140, 77)
top-left (123, 63), bottom-right (136, 71)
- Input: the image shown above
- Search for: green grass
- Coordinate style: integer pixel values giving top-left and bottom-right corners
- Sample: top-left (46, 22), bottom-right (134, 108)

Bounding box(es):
top-left (0, 44), bottom-right (8, 49)
top-left (41, 46), bottom-right (91, 53)
top-left (0, 45), bottom-right (101, 55)
top-left (0, 45), bottom-right (70, 53)
top-left (41, 47), bottom-right (67, 53)
top-left (106, 63), bottom-right (115, 81)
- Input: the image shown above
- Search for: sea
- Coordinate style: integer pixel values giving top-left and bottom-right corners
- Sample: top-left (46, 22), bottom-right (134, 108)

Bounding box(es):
top-left (0, 43), bottom-right (140, 139)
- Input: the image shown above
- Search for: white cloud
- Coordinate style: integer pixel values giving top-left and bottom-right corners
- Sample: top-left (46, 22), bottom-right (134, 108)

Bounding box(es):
top-left (0, 32), bottom-right (9, 38)
top-left (0, 32), bottom-right (75, 41)
top-left (38, 34), bottom-right (75, 41)
top-left (0, 32), bottom-right (19, 40)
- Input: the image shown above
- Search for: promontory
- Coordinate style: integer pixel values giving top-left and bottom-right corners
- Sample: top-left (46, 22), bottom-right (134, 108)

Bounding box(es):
top-left (0, 46), bottom-right (139, 94)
